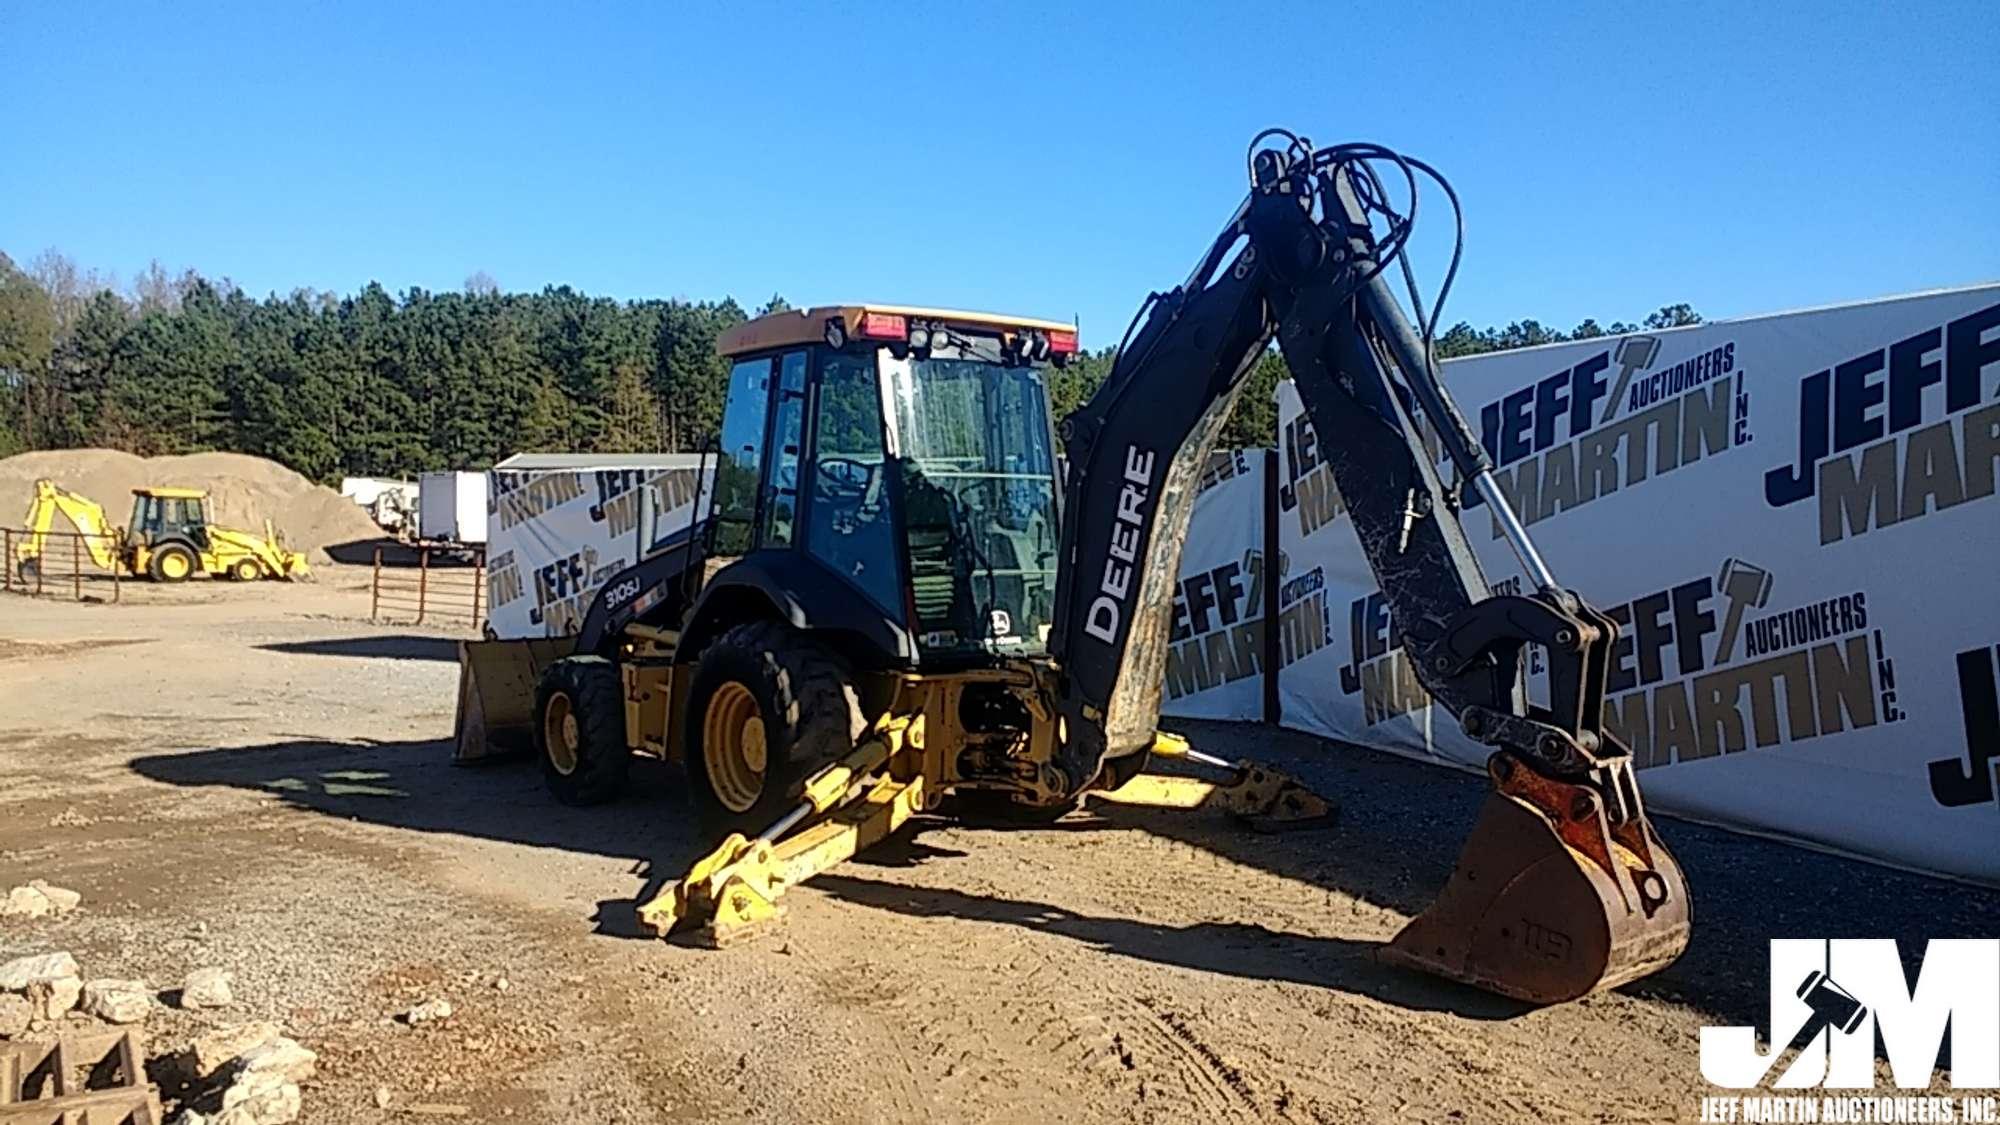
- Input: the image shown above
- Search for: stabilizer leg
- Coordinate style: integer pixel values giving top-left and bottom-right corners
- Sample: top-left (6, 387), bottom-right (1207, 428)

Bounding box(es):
top-left (1090, 733), bottom-right (1336, 831)
top-left (637, 718), bottom-right (919, 945)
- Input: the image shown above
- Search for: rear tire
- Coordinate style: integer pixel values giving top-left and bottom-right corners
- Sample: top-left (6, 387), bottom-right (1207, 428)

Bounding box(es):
top-left (534, 656), bottom-right (630, 806)
top-left (149, 544), bottom-right (197, 583)
top-left (683, 621), bottom-right (862, 837)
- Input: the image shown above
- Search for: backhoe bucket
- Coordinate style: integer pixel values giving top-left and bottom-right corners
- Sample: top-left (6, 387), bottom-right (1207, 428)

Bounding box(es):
top-left (1380, 755), bottom-right (1690, 1004)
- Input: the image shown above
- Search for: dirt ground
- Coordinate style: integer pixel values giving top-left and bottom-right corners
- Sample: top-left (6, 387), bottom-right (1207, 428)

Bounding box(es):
top-left (1, 570), bottom-right (1990, 1123)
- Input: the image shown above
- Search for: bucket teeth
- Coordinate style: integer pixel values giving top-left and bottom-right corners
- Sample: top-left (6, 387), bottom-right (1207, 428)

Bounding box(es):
top-left (1381, 756), bottom-right (1691, 1004)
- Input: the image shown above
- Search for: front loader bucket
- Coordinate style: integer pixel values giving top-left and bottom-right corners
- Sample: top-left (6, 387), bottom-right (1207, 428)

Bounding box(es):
top-left (1380, 756), bottom-right (1690, 1004)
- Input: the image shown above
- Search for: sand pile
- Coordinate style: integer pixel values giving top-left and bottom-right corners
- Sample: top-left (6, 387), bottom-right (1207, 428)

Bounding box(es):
top-left (0, 448), bottom-right (385, 562)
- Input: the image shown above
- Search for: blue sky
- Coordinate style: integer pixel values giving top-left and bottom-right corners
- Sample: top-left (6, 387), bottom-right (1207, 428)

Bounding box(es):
top-left (3, 2), bottom-right (1994, 344)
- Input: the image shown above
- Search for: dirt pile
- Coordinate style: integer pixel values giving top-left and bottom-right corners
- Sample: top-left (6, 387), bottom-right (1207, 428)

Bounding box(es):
top-left (0, 449), bottom-right (384, 561)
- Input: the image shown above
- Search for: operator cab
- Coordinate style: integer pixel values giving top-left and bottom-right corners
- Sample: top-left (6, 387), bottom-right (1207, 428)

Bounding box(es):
top-left (711, 305), bottom-right (1076, 667)
top-left (130, 487), bottom-right (212, 550)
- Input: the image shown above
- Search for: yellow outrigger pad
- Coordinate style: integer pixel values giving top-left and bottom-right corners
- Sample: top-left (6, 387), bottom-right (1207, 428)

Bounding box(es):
top-left (1091, 736), bottom-right (1335, 832)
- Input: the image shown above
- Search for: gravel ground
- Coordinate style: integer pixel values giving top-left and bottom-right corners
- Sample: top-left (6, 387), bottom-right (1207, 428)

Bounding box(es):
top-left (1, 569), bottom-right (1990, 1122)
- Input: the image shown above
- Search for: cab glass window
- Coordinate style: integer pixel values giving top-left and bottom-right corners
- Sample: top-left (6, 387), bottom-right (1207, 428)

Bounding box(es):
top-left (711, 357), bottom-right (772, 556)
top-left (760, 350), bottom-right (808, 547)
top-left (885, 352), bottom-right (1061, 655)
top-left (805, 350), bottom-right (899, 612)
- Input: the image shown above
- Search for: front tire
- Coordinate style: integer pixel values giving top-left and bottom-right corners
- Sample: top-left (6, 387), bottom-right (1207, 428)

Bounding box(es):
top-left (534, 656), bottom-right (630, 806)
top-left (683, 621), bottom-right (862, 836)
top-left (149, 544), bottom-right (197, 582)
top-left (231, 558), bottom-right (263, 581)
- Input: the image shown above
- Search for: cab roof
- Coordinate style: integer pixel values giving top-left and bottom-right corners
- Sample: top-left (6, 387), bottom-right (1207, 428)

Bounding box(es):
top-left (717, 304), bottom-right (1076, 359)
top-left (134, 487), bottom-right (207, 499)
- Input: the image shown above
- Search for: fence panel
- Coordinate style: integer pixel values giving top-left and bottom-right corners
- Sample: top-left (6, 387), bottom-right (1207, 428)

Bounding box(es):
top-left (369, 545), bottom-right (486, 633)
top-left (0, 528), bottom-right (122, 603)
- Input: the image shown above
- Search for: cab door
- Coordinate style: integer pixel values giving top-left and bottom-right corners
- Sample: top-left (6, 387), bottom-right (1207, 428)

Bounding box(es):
top-left (708, 348), bottom-right (808, 558)
top-left (800, 347), bottom-right (902, 616)
top-left (759, 350), bottom-right (808, 548)
top-left (176, 498), bottom-right (213, 551)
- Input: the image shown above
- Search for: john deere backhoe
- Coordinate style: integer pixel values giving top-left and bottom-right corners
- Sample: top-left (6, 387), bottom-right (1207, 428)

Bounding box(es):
top-left (485, 132), bottom-right (1690, 1004)
top-left (15, 479), bottom-right (310, 582)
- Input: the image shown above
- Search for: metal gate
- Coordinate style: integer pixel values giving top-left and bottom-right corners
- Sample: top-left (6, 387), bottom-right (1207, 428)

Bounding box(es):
top-left (369, 544), bottom-right (486, 631)
top-left (0, 528), bottom-right (123, 603)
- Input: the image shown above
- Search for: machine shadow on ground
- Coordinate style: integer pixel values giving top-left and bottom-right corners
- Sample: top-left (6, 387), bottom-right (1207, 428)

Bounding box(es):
top-left (130, 735), bottom-right (719, 935)
top-left (129, 714), bottom-right (2000, 1032)
top-left (321, 538), bottom-right (484, 568)
top-left (255, 636), bottom-right (461, 662)
top-left (1148, 720), bottom-right (2000, 1033)
top-left (810, 870), bottom-right (1535, 1019)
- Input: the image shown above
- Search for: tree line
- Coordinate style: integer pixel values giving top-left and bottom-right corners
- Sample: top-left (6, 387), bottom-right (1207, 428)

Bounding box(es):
top-left (0, 249), bottom-right (1699, 481)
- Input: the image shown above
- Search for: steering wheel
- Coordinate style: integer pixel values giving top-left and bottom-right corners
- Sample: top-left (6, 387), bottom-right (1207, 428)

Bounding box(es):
top-left (816, 457), bottom-right (875, 500)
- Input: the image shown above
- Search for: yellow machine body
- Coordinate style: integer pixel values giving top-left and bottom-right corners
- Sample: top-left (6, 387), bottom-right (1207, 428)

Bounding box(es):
top-left (14, 479), bottom-right (311, 582)
top-left (479, 290), bottom-right (1692, 1007)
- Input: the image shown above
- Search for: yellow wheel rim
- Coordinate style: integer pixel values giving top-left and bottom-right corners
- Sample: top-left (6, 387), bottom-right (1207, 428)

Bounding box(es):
top-left (543, 691), bottom-right (579, 776)
top-left (161, 553), bottom-right (190, 579)
top-left (702, 681), bottom-right (766, 813)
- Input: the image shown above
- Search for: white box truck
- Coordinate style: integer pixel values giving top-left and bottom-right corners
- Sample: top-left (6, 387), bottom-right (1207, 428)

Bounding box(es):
top-left (418, 471), bottom-right (488, 545)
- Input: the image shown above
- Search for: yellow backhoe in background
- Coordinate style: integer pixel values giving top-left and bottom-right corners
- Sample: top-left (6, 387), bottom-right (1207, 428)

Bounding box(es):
top-left (14, 479), bottom-right (310, 582)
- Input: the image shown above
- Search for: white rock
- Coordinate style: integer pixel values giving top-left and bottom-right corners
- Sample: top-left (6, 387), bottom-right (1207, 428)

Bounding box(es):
top-left (400, 998), bottom-right (453, 1025)
top-left (0, 951), bottom-right (77, 991)
top-left (233, 1036), bottom-right (316, 1086)
top-left (27, 881), bottom-right (80, 915)
top-left (181, 967), bottom-right (234, 1009)
top-left (0, 993), bottom-right (32, 1037)
top-left (190, 1021), bottom-right (281, 1077)
top-left (216, 1076), bottom-right (302, 1125)
top-left (1, 886), bottom-right (51, 918)
top-left (26, 976), bottom-right (82, 1020)
top-left (83, 978), bottom-right (152, 1024)
top-left (171, 1111), bottom-right (209, 1125)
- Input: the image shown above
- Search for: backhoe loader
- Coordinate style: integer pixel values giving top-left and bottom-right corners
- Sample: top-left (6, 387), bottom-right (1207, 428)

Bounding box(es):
top-left (14, 479), bottom-right (310, 582)
top-left (489, 132), bottom-right (1691, 1004)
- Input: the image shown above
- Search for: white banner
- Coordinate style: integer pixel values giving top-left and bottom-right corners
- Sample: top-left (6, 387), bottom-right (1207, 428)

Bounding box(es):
top-left (484, 465), bottom-right (710, 640)
top-left (1160, 451), bottom-right (1268, 721)
top-left (1266, 285), bottom-right (2000, 885)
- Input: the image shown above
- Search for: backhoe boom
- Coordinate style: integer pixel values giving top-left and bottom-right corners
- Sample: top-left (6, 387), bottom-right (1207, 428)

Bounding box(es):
top-left (15, 480), bottom-right (122, 573)
top-left (1047, 136), bottom-right (1690, 1002)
